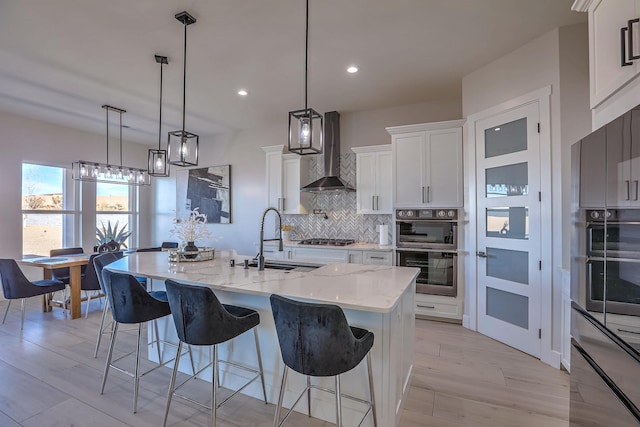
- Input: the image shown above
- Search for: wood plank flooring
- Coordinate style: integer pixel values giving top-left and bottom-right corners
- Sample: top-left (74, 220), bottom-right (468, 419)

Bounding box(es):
top-left (0, 299), bottom-right (569, 426)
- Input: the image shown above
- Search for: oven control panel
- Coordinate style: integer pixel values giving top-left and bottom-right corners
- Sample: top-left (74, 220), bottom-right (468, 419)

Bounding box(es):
top-left (396, 209), bottom-right (457, 220)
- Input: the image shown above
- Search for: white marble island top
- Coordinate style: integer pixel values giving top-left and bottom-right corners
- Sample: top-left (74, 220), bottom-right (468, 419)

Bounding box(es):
top-left (106, 250), bottom-right (418, 314)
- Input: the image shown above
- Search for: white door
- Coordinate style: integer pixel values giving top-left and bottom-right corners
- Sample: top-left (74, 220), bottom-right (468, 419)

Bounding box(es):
top-left (476, 102), bottom-right (541, 357)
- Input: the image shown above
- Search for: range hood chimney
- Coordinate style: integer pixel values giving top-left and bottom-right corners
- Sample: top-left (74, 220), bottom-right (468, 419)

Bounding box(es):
top-left (300, 111), bottom-right (355, 192)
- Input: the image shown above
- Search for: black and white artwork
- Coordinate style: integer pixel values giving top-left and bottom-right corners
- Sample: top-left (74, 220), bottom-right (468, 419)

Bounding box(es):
top-left (176, 165), bottom-right (231, 224)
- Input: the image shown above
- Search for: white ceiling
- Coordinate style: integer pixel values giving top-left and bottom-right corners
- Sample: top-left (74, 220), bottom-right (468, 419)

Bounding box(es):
top-left (0, 0), bottom-right (585, 144)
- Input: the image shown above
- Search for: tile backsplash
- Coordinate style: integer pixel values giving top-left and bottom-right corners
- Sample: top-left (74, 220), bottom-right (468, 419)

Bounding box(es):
top-left (282, 153), bottom-right (393, 243)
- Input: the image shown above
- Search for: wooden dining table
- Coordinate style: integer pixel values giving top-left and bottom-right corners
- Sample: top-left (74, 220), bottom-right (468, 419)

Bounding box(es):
top-left (19, 254), bottom-right (90, 319)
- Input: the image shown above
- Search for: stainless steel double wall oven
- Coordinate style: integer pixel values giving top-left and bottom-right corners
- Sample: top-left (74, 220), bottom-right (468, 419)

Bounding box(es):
top-left (395, 208), bottom-right (458, 296)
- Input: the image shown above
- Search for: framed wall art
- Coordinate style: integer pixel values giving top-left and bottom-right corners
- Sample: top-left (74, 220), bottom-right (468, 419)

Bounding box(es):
top-left (176, 165), bottom-right (231, 224)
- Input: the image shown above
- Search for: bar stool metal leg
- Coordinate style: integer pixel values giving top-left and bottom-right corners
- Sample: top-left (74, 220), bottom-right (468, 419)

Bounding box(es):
top-left (101, 322), bottom-right (119, 394)
top-left (367, 352), bottom-right (378, 427)
top-left (253, 327), bottom-right (268, 404)
top-left (307, 376), bottom-right (311, 417)
top-left (20, 298), bottom-right (26, 330)
top-left (335, 375), bottom-right (342, 427)
top-left (133, 323), bottom-right (143, 413)
top-left (94, 302), bottom-right (110, 358)
top-left (273, 366), bottom-right (288, 427)
top-left (212, 344), bottom-right (219, 427)
top-left (163, 341), bottom-right (183, 427)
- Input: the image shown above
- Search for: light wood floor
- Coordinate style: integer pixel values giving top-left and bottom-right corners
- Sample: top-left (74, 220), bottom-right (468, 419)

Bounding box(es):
top-left (0, 298), bottom-right (569, 426)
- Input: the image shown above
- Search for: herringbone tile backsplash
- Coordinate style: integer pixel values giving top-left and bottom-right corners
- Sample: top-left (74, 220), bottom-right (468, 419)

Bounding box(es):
top-left (282, 153), bottom-right (393, 243)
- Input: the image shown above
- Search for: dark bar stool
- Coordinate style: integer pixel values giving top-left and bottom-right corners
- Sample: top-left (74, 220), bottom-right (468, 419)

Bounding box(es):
top-left (0, 259), bottom-right (65, 330)
top-left (270, 294), bottom-right (377, 427)
top-left (99, 270), bottom-right (191, 413)
top-left (163, 279), bottom-right (267, 427)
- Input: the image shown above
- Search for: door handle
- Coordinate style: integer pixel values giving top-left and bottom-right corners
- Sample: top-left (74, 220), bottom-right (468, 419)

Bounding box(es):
top-left (622, 26), bottom-right (633, 66)
top-left (629, 18), bottom-right (640, 61)
top-left (477, 251), bottom-right (488, 258)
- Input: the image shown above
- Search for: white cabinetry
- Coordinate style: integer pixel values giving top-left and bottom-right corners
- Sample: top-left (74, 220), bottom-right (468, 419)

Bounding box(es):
top-left (290, 247), bottom-right (349, 263)
top-left (352, 145), bottom-right (392, 214)
top-left (387, 120), bottom-right (464, 208)
top-left (262, 145), bottom-right (311, 214)
top-left (414, 294), bottom-right (462, 321)
top-left (589, 0), bottom-right (640, 108)
top-left (363, 250), bottom-right (393, 266)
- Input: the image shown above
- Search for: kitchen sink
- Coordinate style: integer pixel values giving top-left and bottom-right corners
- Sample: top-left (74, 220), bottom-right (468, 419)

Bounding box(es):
top-left (245, 260), bottom-right (321, 272)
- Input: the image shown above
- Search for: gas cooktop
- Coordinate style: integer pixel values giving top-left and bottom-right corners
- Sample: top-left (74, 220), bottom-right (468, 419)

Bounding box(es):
top-left (297, 238), bottom-right (356, 246)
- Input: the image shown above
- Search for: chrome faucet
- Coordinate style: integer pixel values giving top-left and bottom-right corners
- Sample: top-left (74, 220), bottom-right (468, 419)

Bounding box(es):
top-left (256, 207), bottom-right (284, 271)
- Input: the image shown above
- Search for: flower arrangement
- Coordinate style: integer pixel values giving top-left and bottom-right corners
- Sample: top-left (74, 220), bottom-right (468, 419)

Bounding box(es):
top-left (171, 208), bottom-right (212, 245)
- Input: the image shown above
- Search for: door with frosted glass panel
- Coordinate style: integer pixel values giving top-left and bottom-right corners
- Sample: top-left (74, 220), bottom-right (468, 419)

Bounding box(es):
top-left (476, 102), bottom-right (541, 357)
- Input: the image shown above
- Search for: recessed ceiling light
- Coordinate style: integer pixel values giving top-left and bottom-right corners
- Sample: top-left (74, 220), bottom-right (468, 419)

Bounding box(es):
top-left (347, 66), bottom-right (358, 74)
top-left (238, 89), bottom-right (248, 96)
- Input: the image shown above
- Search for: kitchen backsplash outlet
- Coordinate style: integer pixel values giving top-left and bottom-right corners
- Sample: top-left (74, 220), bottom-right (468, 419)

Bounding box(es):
top-left (282, 153), bottom-right (393, 243)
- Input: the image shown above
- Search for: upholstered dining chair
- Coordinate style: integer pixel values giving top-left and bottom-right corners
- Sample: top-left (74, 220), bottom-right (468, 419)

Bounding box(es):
top-left (81, 253), bottom-right (105, 318)
top-left (49, 247), bottom-right (85, 284)
top-left (270, 294), bottom-right (377, 427)
top-left (0, 259), bottom-right (65, 330)
top-left (162, 279), bottom-right (267, 427)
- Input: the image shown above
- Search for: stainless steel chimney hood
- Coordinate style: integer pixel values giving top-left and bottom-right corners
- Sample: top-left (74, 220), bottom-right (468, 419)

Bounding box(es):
top-left (300, 111), bottom-right (355, 192)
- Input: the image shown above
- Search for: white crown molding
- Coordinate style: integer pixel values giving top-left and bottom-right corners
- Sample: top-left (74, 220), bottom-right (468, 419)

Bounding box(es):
top-left (385, 118), bottom-right (465, 135)
top-left (351, 144), bottom-right (391, 154)
top-left (571, 0), bottom-right (595, 12)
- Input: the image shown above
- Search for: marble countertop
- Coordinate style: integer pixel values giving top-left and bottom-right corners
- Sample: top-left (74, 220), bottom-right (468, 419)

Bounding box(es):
top-left (106, 250), bottom-right (418, 314)
top-left (262, 240), bottom-right (394, 251)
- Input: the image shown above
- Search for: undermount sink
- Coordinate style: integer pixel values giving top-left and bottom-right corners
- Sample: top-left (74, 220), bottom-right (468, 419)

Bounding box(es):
top-left (246, 260), bottom-right (321, 272)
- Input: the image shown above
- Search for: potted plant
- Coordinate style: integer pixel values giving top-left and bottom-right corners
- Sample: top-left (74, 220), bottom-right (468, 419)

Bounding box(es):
top-left (95, 220), bottom-right (132, 252)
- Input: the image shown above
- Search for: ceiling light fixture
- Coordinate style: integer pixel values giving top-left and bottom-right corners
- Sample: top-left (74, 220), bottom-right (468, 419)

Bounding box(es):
top-left (347, 66), bottom-right (358, 73)
top-left (148, 55), bottom-right (169, 177)
top-left (238, 89), bottom-right (248, 96)
top-left (288, 0), bottom-right (323, 156)
top-left (72, 105), bottom-right (150, 186)
top-left (168, 11), bottom-right (199, 167)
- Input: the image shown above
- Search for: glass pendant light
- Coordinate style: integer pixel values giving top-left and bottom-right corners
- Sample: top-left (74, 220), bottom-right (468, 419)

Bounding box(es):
top-left (288, 0), bottom-right (323, 155)
top-left (168, 11), bottom-right (199, 167)
top-left (148, 55), bottom-right (170, 176)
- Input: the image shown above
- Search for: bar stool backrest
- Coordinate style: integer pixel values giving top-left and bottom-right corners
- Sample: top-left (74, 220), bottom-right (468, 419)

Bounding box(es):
top-left (102, 270), bottom-right (169, 324)
top-left (270, 294), bottom-right (374, 377)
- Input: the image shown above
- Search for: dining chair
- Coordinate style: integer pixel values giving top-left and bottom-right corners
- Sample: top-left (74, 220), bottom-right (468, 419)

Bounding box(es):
top-left (0, 259), bottom-right (66, 330)
top-left (81, 253), bottom-right (105, 318)
top-left (270, 294), bottom-right (377, 427)
top-left (49, 247), bottom-right (85, 284)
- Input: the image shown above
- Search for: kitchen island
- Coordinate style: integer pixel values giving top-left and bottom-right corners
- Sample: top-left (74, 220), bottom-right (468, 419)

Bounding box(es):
top-left (106, 250), bottom-right (418, 426)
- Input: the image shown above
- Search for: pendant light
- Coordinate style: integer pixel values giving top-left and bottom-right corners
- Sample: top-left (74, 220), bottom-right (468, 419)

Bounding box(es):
top-left (168, 11), bottom-right (199, 167)
top-left (288, 0), bottom-right (323, 156)
top-left (148, 55), bottom-right (169, 177)
top-left (72, 105), bottom-right (151, 186)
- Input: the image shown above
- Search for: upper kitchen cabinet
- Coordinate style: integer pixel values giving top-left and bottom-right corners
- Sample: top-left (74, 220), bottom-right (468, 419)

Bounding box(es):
top-left (387, 119), bottom-right (464, 208)
top-left (262, 145), bottom-right (311, 214)
top-left (588, 0), bottom-right (640, 109)
top-left (606, 107), bottom-right (640, 207)
top-left (352, 145), bottom-right (392, 214)
top-left (579, 125), bottom-right (607, 208)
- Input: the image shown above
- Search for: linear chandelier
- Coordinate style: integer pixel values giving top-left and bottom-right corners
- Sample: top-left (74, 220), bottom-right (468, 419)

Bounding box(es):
top-left (72, 105), bottom-right (151, 186)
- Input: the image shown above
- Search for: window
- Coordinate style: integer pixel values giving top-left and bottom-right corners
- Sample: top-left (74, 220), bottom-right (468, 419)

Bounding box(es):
top-left (22, 163), bottom-right (78, 256)
top-left (96, 182), bottom-right (136, 249)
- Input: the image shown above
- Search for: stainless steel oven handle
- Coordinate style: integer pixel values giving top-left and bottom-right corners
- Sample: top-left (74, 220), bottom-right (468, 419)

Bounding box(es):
top-left (397, 248), bottom-right (459, 254)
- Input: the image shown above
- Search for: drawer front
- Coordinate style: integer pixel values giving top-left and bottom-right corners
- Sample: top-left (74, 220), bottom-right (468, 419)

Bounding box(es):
top-left (363, 251), bottom-right (393, 265)
top-left (572, 303), bottom-right (640, 403)
top-left (415, 300), bottom-right (460, 318)
top-left (290, 247), bottom-right (348, 263)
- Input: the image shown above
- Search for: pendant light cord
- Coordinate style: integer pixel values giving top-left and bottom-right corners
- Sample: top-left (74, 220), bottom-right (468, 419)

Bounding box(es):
top-left (182, 21), bottom-right (187, 133)
top-left (159, 61), bottom-right (164, 149)
top-left (119, 109), bottom-right (123, 167)
top-left (105, 107), bottom-right (109, 164)
top-left (304, 0), bottom-right (309, 113)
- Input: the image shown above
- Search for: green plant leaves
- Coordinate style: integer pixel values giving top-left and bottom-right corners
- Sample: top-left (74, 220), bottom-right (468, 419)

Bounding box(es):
top-left (96, 220), bottom-right (132, 248)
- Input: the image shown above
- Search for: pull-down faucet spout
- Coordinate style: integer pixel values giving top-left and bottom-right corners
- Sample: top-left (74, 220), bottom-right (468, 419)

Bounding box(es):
top-left (257, 207), bottom-right (283, 271)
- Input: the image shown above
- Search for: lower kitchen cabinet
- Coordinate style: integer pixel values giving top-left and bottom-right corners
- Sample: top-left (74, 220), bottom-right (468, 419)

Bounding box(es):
top-left (258, 242), bottom-right (393, 265)
top-left (348, 250), bottom-right (363, 264)
top-left (415, 294), bottom-right (463, 322)
top-left (363, 250), bottom-right (393, 265)
top-left (290, 247), bottom-right (349, 263)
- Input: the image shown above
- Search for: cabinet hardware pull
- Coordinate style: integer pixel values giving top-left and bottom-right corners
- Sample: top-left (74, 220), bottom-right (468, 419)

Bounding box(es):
top-left (622, 26), bottom-right (633, 66)
top-left (427, 186), bottom-right (431, 203)
top-left (421, 186), bottom-right (425, 203)
top-left (627, 180), bottom-right (631, 200)
top-left (376, 195), bottom-right (379, 210)
top-left (282, 198), bottom-right (286, 211)
top-left (370, 256), bottom-right (385, 260)
top-left (629, 18), bottom-right (640, 61)
top-left (417, 304), bottom-right (435, 309)
top-left (372, 195), bottom-right (375, 210)
top-left (635, 180), bottom-right (639, 201)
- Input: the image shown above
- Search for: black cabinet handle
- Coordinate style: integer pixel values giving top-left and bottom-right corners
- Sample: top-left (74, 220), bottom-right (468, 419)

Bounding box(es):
top-left (622, 27), bottom-right (633, 66)
top-left (629, 18), bottom-right (640, 61)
